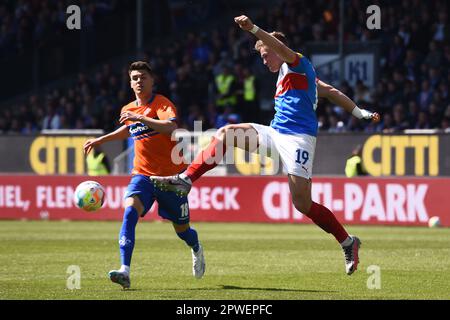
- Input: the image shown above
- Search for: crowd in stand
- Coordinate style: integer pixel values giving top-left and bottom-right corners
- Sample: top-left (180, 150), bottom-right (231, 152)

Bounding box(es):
top-left (0, 0), bottom-right (117, 59)
top-left (0, 0), bottom-right (449, 134)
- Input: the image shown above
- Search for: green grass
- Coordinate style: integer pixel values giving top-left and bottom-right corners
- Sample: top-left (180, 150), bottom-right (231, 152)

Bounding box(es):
top-left (0, 220), bottom-right (449, 300)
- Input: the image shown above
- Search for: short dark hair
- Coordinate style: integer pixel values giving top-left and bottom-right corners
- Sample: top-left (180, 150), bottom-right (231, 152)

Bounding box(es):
top-left (128, 61), bottom-right (154, 77)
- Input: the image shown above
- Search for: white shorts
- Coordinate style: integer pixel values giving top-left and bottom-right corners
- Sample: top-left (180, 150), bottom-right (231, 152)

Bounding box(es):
top-left (249, 123), bottom-right (316, 179)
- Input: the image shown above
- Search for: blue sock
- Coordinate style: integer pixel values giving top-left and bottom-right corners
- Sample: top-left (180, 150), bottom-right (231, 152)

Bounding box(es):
top-left (119, 206), bottom-right (139, 267)
top-left (177, 227), bottom-right (200, 252)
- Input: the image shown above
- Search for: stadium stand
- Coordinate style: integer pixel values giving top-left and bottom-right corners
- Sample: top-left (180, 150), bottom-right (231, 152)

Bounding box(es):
top-left (0, 0), bottom-right (449, 134)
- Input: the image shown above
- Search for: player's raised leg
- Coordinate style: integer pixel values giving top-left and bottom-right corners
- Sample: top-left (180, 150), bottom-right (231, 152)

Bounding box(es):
top-left (173, 223), bottom-right (205, 279)
top-left (288, 175), bottom-right (361, 275)
top-left (151, 123), bottom-right (259, 195)
top-left (108, 195), bottom-right (143, 289)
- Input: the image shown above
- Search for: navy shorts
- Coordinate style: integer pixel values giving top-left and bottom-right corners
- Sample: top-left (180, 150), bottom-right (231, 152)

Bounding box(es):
top-left (124, 174), bottom-right (190, 225)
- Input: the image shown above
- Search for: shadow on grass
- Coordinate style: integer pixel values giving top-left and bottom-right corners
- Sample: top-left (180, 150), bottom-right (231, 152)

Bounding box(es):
top-left (121, 285), bottom-right (336, 293)
top-left (220, 285), bottom-right (337, 293)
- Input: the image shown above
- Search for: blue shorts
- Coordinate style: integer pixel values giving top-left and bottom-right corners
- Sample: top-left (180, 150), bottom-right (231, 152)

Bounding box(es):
top-left (124, 174), bottom-right (190, 225)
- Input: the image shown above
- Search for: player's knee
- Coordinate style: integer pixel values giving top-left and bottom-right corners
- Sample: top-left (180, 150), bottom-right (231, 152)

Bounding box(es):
top-left (216, 124), bottom-right (237, 142)
top-left (124, 196), bottom-right (144, 216)
top-left (173, 223), bottom-right (190, 234)
top-left (215, 126), bottom-right (226, 139)
top-left (292, 197), bottom-right (312, 215)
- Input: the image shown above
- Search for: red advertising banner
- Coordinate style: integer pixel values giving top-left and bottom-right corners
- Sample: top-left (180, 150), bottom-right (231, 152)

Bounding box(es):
top-left (0, 175), bottom-right (448, 227)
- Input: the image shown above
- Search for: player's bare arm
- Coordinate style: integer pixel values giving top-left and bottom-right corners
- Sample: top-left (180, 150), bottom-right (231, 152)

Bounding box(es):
top-left (119, 110), bottom-right (177, 135)
top-left (83, 125), bottom-right (129, 155)
top-left (317, 79), bottom-right (380, 122)
top-left (234, 15), bottom-right (297, 64)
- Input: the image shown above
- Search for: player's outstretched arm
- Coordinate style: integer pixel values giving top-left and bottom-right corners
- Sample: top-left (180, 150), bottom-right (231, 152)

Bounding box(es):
top-left (83, 125), bottom-right (129, 155)
top-left (234, 15), bottom-right (297, 64)
top-left (317, 79), bottom-right (380, 122)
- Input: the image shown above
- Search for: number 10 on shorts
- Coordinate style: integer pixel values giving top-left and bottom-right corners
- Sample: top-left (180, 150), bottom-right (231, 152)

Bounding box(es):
top-left (295, 149), bottom-right (309, 165)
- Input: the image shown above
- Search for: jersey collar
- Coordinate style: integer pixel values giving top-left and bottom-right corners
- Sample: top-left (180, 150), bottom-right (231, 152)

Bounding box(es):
top-left (135, 94), bottom-right (156, 107)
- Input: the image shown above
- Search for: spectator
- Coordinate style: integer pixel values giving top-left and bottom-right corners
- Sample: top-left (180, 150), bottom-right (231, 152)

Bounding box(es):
top-left (428, 104), bottom-right (442, 128)
top-left (42, 104), bottom-right (61, 130)
top-left (441, 117), bottom-right (450, 132)
top-left (186, 104), bottom-right (206, 131)
top-left (418, 80), bottom-right (433, 110)
top-left (391, 104), bottom-right (408, 131)
top-left (214, 66), bottom-right (238, 109)
top-left (376, 113), bottom-right (395, 133)
top-left (433, 12), bottom-right (449, 43)
top-left (345, 144), bottom-right (367, 178)
top-left (353, 80), bottom-right (372, 105)
top-left (389, 35), bottom-right (406, 68)
top-left (424, 41), bottom-right (443, 69)
top-left (238, 67), bottom-right (259, 123)
top-left (415, 111), bottom-right (431, 129)
top-left (329, 115), bottom-right (345, 133)
top-left (407, 100), bottom-right (420, 127)
top-left (215, 105), bottom-right (241, 128)
top-left (1, 0), bottom-right (448, 135)
top-left (86, 146), bottom-right (110, 176)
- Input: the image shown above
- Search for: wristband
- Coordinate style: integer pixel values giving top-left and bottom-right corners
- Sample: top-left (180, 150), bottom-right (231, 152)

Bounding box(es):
top-left (351, 106), bottom-right (363, 119)
top-left (250, 25), bottom-right (259, 34)
top-left (352, 106), bottom-right (372, 120)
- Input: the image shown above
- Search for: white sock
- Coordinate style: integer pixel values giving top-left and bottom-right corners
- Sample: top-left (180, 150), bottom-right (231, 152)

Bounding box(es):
top-left (179, 173), bottom-right (192, 184)
top-left (119, 265), bottom-right (130, 274)
top-left (340, 236), bottom-right (353, 247)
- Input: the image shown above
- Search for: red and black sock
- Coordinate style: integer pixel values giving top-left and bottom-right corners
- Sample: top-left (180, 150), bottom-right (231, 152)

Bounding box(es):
top-left (307, 202), bottom-right (349, 243)
top-left (186, 137), bottom-right (227, 183)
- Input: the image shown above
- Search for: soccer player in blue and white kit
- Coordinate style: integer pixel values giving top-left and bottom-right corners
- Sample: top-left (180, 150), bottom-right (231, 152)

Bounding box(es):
top-left (152, 16), bottom-right (380, 275)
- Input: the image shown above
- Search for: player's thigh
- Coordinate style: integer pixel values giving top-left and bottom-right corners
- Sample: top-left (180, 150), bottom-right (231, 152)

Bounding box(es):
top-left (217, 123), bottom-right (259, 153)
top-left (123, 174), bottom-right (156, 217)
top-left (288, 174), bottom-right (312, 214)
top-left (245, 123), bottom-right (279, 158)
top-left (155, 189), bottom-right (191, 225)
top-left (124, 195), bottom-right (145, 216)
top-left (277, 134), bottom-right (316, 179)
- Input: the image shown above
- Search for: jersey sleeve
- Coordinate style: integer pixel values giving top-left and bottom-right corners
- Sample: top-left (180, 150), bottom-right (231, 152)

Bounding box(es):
top-left (287, 52), bottom-right (306, 73)
top-left (156, 98), bottom-right (178, 121)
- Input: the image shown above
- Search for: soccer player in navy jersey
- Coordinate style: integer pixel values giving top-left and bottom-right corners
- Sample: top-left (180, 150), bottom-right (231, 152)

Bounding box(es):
top-left (152, 15), bottom-right (380, 275)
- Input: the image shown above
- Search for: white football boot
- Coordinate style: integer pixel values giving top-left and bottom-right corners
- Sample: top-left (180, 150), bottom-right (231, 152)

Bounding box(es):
top-left (192, 244), bottom-right (206, 279)
top-left (342, 235), bottom-right (361, 275)
top-left (108, 270), bottom-right (131, 289)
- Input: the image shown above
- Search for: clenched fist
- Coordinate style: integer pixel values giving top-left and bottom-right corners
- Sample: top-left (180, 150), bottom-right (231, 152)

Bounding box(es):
top-left (234, 15), bottom-right (254, 32)
top-left (371, 112), bottom-right (381, 123)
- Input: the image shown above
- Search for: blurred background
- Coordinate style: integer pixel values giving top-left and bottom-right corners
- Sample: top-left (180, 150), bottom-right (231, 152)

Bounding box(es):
top-left (0, 0), bottom-right (449, 136)
top-left (0, 0), bottom-right (449, 225)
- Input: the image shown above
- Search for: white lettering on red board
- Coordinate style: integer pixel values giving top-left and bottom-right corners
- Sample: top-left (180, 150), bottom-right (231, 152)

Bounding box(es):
top-left (0, 185), bottom-right (30, 211)
top-left (36, 185), bottom-right (127, 209)
top-left (188, 187), bottom-right (240, 210)
top-left (262, 181), bottom-right (303, 220)
top-left (263, 182), bottom-right (429, 223)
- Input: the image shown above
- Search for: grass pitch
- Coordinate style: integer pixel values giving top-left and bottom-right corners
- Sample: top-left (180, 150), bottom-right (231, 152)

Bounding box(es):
top-left (0, 220), bottom-right (449, 300)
